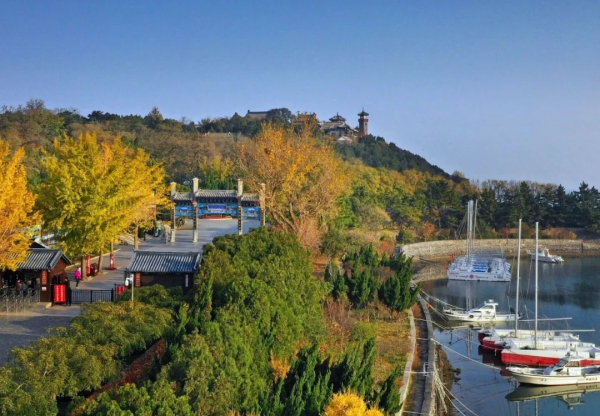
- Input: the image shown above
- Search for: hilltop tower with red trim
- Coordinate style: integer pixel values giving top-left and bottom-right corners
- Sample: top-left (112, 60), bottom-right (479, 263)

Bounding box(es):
top-left (358, 109), bottom-right (369, 139)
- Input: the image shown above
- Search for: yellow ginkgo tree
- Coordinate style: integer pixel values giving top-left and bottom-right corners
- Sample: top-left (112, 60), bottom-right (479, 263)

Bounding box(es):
top-left (322, 392), bottom-right (384, 416)
top-left (37, 133), bottom-right (167, 274)
top-left (0, 140), bottom-right (37, 271)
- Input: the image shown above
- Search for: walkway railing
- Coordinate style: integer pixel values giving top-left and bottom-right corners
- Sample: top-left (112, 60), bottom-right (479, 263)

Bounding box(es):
top-left (1, 287), bottom-right (40, 312)
top-left (69, 289), bottom-right (114, 304)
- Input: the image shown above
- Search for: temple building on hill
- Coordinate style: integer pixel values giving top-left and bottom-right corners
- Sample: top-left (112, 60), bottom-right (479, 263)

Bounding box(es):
top-left (320, 109), bottom-right (370, 143)
top-left (245, 110), bottom-right (268, 120)
top-left (320, 113), bottom-right (357, 138)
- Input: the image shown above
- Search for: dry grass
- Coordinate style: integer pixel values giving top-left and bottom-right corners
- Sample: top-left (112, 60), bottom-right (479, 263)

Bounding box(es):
top-left (370, 316), bottom-right (411, 384)
top-left (403, 303), bottom-right (424, 412)
top-left (316, 255), bottom-right (413, 390)
top-left (322, 296), bottom-right (412, 385)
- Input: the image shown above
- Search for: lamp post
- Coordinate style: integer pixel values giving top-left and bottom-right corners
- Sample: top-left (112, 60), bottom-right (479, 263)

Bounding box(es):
top-left (125, 273), bottom-right (134, 302)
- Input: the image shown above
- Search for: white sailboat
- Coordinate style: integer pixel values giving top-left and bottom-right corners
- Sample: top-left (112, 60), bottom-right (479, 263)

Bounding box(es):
top-left (507, 355), bottom-right (600, 386)
top-left (442, 299), bottom-right (521, 322)
top-left (501, 223), bottom-right (600, 366)
top-left (527, 248), bottom-right (564, 263)
top-left (447, 200), bottom-right (511, 282)
top-left (480, 220), bottom-right (590, 354)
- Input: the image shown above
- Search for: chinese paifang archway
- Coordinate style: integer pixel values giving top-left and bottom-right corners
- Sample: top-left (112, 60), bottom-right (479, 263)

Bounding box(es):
top-left (170, 178), bottom-right (265, 242)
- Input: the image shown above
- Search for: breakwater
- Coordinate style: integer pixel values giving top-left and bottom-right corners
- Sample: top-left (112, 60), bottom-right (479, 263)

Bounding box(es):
top-left (398, 239), bottom-right (600, 260)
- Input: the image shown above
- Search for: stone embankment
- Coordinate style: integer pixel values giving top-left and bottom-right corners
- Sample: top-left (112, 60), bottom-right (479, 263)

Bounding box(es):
top-left (398, 239), bottom-right (600, 260)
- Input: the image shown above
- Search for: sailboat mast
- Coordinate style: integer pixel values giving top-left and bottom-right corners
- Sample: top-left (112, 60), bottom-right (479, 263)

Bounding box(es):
top-left (473, 200), bottom-right (478, 252)
top-left (466, 201), bottom-right (471, 257)
top-left (469, 200), bottom-right (474, 256)
top-left (535, 222), bottom-right (539, 349)
top-left (515, 219), bottom-right (521, 336)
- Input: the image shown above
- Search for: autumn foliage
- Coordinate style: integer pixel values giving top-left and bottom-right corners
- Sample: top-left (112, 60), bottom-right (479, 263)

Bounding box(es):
top-left (238, 123), bottom-right (349, 250)
top-left (37, 133), bottom-right (167, 258)
top-left (322, 392), bottom-right (384, 416)
top-left (0, 141), bottom-right (37, 270)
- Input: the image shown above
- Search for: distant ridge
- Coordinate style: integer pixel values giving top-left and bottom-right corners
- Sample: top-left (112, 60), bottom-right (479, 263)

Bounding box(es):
top-left (335, 134), bottom-right (448, 177)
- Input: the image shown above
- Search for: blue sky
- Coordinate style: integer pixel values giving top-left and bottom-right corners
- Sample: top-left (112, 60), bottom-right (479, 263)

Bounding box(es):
top-left (1, 1), bottom-right (599, 189)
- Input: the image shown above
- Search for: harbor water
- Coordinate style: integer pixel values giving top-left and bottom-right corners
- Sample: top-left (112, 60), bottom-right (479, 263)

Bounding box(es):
top-left (421, 257), bottom-right (600, 416)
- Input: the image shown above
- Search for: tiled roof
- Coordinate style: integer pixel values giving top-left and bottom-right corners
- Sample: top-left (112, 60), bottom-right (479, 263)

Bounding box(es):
top-left (246, 110), bottom-right (268, 120)
top-left (322, 122), bottom-right (356, 133)
top-left (172, 191), bottom-right (260, 203)
top-left (17, 249), bottom-right (72, 271)
top-left (196, 190), bottom-right (237, 198)
top-left (329, 113), bottom-right (346, 122)
top-left (126, 251), bottom-right (201, 274)
top-left (173, 191), bottom-right (193, 202)
top-left (241, 193), bottom-right (259, 202)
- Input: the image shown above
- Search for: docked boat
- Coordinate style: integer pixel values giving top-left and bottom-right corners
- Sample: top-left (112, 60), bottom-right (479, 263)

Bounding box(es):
top-left (501, 340), bottom-right (600, 366)
top-left (479, 328), bottom-right (559, 344)
top-left (527, 248), bottom-right (564, 263)
top-left (442, 299), bottom-right (521, 322)
top-left (507, 355), bottom-right (600, 386)
top-left (482, 222), bottom-right (592, 364)
top-left (482, 331), bottom-right (585, 352)
top-left (447, 200), bottom-right (511, 282)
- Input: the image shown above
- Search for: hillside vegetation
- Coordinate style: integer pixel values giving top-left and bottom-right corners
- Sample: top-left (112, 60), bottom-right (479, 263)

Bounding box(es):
top-left (2, 99), bottom-right (599, 244)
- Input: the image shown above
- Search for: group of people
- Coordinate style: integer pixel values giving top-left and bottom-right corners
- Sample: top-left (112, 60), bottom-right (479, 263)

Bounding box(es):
top-left (14, 278), bottom-right (36, 291)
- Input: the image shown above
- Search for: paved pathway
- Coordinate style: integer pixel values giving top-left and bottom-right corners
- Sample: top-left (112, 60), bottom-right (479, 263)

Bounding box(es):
top-left (75, 219), bottom-right (260, 290)
top-left (0, 219), bottom-right (260, 363)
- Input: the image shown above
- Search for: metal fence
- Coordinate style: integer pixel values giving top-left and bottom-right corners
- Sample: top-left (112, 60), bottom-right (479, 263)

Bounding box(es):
top-left (0, 287), bottom-right (40, 312)
top-left (69, 289), bottom-right (114, 304)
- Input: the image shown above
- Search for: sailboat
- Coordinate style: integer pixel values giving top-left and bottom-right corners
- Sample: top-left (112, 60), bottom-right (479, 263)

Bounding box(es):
top-left (479, 220), bottom-right (592, 353)
top-left (447, 200), bottom-right (511, 282)
top-left (507, 355), bottom-right (600, 386)
top-left (442, 299), bottom-right (521, 322)
top-left (500, 223), bottom-right (600, 366)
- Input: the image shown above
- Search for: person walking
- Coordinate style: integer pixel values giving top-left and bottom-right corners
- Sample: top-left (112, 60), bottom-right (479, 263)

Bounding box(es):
top-left (74, 267), bottom-right (82, 287)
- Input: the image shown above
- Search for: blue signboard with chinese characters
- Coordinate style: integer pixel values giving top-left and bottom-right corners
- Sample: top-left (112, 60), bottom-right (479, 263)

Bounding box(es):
top-left (175, 205), bottom-right (194, 218)
top-left (242, 206), bottom-right (260, 219)
top-left (197, 203), bottom-right (238, 216)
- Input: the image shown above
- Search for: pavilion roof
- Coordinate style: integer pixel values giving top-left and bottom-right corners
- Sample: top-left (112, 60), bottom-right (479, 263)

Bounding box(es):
top-left (17, 248), bottom-right (72, 271)
top-left (126, 251), bottom-right (201, 274)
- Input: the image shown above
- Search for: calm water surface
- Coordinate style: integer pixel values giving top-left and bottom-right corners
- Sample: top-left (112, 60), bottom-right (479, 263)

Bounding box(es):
top-left (421, 257), bottom-right (600, 416)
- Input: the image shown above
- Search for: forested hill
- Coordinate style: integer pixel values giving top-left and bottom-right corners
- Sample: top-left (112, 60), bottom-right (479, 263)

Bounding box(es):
top-left (0, 101), bottom-right (448, 184)
top-left (335, 134), bottom-right (448, 177)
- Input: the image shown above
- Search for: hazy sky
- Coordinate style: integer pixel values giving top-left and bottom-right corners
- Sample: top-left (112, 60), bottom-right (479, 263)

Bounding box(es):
top-left (1, 1), bottom-right (598, 190)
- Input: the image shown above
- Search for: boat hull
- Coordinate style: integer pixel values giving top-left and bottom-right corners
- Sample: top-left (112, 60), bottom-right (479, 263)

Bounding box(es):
top-left (443, 313), bottom-right (518, 323)
top-left (502, 350), bottom-right (600, 367)
top-left (447, 255), bottom-right (512, 282)
top-left (447, 272), bottom-right (510, 282)
top-left (508, 370), bottom-right (600, 386)
top-left (482, 339), bottom-right (503, 351)
top-left (528, 255), bottom-right (562, 263)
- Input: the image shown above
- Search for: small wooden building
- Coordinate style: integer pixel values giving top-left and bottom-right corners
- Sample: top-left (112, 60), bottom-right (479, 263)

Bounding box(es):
top-left (2, 247), bottom-right (73, 302)
top-left (125, 251), bottom-right (201, 292)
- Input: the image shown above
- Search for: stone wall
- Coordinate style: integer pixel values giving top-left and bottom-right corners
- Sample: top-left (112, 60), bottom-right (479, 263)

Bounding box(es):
top-left (398, 239), bottom-right (600, 260)
top-left (417, 297), bottom-right (436, 416)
